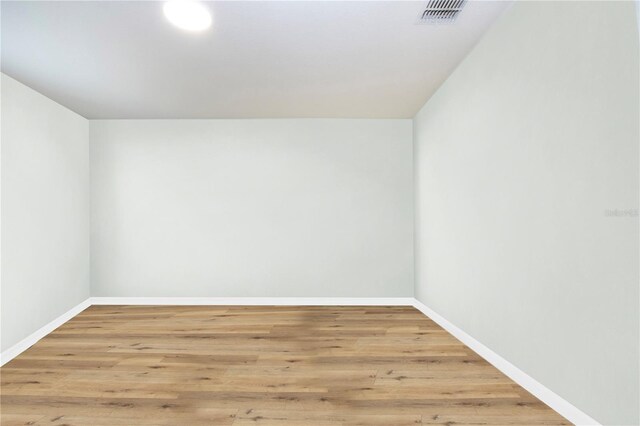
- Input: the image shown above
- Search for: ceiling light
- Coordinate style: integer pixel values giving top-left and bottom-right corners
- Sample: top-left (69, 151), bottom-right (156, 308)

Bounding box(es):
top-left (163, 1), bottom-right (212, 32)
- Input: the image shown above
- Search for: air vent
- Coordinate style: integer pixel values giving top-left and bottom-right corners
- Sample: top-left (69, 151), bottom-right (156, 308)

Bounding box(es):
top-left (418, 0), bottom-right (467, 24)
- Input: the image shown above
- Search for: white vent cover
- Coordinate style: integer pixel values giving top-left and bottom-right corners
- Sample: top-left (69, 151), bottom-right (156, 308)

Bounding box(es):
top-left (418, 0), bottom-right (467, 24)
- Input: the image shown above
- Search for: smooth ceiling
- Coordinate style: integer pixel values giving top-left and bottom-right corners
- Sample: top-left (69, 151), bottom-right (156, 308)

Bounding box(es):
top-left (1, 1), bottom-right (510, 119)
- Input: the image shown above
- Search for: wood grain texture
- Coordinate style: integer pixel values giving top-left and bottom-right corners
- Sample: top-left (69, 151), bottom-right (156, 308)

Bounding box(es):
top-left (0, 306), bottom-right (569, 425)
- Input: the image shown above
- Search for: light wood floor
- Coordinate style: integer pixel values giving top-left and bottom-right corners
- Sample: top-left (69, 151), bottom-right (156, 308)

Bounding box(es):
top-left (1, 305), bottom-right (569, 425)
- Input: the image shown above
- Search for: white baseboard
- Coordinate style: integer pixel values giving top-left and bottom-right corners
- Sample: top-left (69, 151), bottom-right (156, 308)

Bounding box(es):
top-left (90, 297), bottom-right (414, 306)
top-left (411, 299), bottom-right (599, 426)
top-left (0, 298), bottom-right (91, 367)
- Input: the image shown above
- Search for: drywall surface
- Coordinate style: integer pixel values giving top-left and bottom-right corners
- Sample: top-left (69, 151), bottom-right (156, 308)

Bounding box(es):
top-left (91, 119), bottom-right (413, 297)
top-left (1, 74), bottom-right (90, 351)
top-left (414, 1), bottom-right (639, 424)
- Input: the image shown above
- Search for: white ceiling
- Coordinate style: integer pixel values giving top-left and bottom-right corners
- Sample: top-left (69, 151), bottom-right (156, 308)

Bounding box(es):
top-left (1, 1), bottom-right (510, 119)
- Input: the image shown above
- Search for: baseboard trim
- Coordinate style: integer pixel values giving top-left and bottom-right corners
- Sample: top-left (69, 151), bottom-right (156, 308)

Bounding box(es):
top-left (0, 298), bottom-right (92, 367)
top-left (411, 299), bottom-right (599, 426)
top-left (90, 297), bottom-right (415, 306)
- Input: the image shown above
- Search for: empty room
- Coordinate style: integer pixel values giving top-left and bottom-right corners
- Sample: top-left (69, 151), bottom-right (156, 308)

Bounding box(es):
top-left (1, 0), bottom-right (638, 425)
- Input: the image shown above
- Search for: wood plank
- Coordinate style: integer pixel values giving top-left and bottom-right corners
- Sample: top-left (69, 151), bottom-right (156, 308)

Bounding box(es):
top-left (0, 305), bottom-right (569, 425)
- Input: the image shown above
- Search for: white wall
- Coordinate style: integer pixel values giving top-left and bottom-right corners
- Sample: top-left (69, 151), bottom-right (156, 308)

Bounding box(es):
top-left (1, 74), bottom-right (90, 351)
top-left (91, 119), bottom-right (413, 297)
top-left (414, 2), bottom-right (639, 424)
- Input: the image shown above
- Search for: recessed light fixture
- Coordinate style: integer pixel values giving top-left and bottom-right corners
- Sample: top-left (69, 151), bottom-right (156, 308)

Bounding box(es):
top-left (163, 0), bottom-right (212, 32)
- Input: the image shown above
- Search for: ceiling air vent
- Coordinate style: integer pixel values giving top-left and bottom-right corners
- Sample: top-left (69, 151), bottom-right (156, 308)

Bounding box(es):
top-left (418, 0), bottom-right (467, 24)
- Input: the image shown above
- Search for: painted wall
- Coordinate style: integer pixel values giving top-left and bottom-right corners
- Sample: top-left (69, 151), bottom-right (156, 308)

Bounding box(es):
top-left (1, 74), bottom-right (90, 351)
top-left (414, 2), bottom-right (639, 424)
top-left (91, 119), bottom-right (413, 297)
